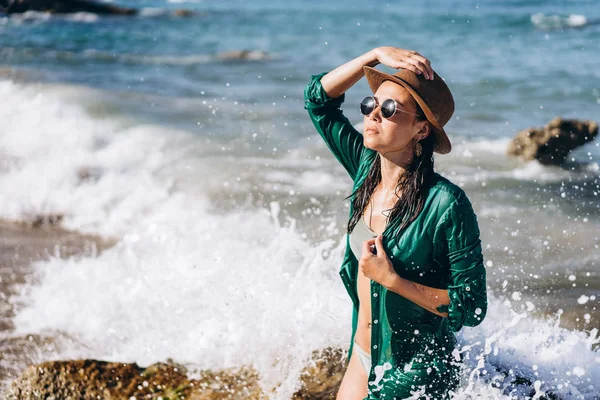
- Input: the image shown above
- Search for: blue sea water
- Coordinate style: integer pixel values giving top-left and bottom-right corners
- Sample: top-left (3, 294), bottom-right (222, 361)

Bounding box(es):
top-left (1, 1), bottom-right (600, 398)
top-left (2, 0), bottom-right (599, 142)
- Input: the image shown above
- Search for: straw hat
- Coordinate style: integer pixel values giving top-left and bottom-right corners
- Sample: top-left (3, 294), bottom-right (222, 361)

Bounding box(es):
top-left (363, 66), bottom-right (455, 154)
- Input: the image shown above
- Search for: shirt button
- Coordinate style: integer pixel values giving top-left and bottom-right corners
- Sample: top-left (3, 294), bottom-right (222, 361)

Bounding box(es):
top-left (465, 286), bottom-right (471, 291)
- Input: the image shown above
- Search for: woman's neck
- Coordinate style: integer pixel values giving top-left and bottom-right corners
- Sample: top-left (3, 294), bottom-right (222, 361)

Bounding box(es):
top-left (378, 151), bottom-right (413, 192)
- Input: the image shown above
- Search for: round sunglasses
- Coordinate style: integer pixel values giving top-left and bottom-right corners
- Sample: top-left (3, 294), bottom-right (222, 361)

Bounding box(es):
top-left (359, 96), bottom-right (423, 119)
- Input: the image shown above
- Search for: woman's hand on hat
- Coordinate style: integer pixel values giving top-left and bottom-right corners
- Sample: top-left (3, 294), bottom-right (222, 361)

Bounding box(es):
top-left (372, 46), bottom-right (434, 80)
top-left (359, 234), bottom-right (398, 288)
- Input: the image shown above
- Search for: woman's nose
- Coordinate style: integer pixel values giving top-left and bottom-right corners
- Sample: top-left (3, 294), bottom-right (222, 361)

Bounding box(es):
top-left (368, 105), bottom-right (382, 123)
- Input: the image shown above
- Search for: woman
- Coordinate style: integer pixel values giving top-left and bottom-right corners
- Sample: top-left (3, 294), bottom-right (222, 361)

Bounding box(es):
top-left (303, 46), bottom-right (488, 399)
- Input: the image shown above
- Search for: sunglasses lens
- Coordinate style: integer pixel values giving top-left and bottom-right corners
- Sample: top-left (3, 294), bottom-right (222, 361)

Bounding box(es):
top-left (381, 99), bottom-right (396, 118)
top-left (360, 96), bottom-right (375, 115)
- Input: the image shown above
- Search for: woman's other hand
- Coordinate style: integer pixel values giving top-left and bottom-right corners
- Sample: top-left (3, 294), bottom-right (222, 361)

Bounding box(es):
top-left (372, 46), bottom-right (434, 80)
top-left (359, 234), bottom-right (398, 287)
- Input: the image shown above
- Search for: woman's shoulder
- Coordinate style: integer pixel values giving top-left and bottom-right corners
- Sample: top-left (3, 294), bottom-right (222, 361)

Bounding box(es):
top-left (428, 172), bottom-right (474, 210)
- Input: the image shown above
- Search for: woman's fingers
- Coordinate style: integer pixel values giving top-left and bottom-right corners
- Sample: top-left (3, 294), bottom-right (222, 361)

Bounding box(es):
top-left (397, 61), bottom-right (422, 76)
top-left (375, 47), bottom-right (434, 80)
top-left (404, 56), bottom-right (432, 80)
top-left (362, 238), bottom-right (376, 258)
top-left (411, 53), bottom-right (434, 79)
top-left (374, 234), bottom-right (385, 256)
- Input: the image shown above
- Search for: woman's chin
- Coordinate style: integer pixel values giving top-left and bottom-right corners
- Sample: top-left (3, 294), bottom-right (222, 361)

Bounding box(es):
top-left (363, 137), bottom-right (383, 152)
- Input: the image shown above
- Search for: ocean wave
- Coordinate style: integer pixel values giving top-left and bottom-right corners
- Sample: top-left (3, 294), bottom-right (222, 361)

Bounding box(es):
top-left (439, 137), bottom-right (599, 187)
top-left (96, 48), bottom-right (276, 65)
top-left (0, 46), bottom-right (276, 66)
top-left (0, 10), bottom-right (99, 23)
top-left (9, 192), bottom-right (350, 399)
top-left (10, 245), bottom-right (600, 399)
top-left (64, 11), bottom-right (99, 22)
top-left (531, 13), bottom-right (590, 30)
top-left (0, 78), bottom-right (187, 236)
top-left (166, 0), bottom-right (204, 3)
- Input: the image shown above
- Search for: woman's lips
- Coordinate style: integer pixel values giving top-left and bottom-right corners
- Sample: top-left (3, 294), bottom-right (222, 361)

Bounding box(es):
top-left (365, 128), bottom-right (379, 135)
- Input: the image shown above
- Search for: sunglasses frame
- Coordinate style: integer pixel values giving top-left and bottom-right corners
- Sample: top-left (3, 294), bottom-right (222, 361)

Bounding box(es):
top-left (359, 95), bottom-right (423, 119)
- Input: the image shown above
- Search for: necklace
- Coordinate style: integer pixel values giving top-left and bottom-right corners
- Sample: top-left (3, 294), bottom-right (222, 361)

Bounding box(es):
top-left (369, 199), bottom-right (389, 228)
top-left (369, 182), bottom-right (396, 228)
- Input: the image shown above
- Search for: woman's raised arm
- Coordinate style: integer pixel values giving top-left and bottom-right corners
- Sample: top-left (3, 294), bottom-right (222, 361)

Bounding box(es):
top-left (321, 47), bottom-right (435, 98)
top-left (319, 50), bottom-right (379, 99)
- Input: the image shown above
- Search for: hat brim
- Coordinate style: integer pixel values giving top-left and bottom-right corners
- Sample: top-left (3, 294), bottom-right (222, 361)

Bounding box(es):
top-left (363, 66), bottom-right (452, 155)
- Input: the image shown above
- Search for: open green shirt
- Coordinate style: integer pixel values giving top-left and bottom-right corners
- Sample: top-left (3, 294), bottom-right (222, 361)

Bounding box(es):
top-left (304, 72), bottom-right (488, 399)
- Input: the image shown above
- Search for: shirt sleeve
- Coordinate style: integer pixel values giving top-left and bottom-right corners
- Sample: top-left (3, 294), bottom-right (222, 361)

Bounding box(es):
top-left (435, 198), bottom-right (488, 332)
top-left (303, 72), bottom-right (365, 181)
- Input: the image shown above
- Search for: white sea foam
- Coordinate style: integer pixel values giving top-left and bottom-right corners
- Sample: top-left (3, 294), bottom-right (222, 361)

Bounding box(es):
top-left (138, 7), bottom-right (169, 17)
top-left (0, 80), bottom-right (186, 236)
top-left (11, 243), bottom-right (600, 398)
top-left (64, 12), bottom-right (99, 23)
top-left (450, 137), bottom-right (511, 156)
top-left (531, 13), bottom-right (590, 30)
top-left (456, 299), bottom-right (600, 399)
top-left (10, 197), bottom-right (350, 398)
top-left (2, 79), bottom-right (600, 398)
top-left (0, 10), bottom-right (98, 23)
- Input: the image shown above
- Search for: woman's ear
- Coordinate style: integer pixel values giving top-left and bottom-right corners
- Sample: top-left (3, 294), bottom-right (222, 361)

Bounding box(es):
top-left (419, 120), bottom-right (431, 140)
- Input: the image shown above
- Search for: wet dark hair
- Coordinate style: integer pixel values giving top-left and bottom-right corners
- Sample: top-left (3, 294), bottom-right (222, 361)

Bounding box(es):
top-left (345, 99), bottom-right (436, 237)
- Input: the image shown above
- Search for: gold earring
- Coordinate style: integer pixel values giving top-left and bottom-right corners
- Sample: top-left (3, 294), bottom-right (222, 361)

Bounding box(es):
top-left (415, 141), bottom-right (423, 157)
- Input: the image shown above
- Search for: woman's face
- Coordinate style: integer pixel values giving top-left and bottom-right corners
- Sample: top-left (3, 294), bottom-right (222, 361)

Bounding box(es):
top-left (362, 81), bottom-right (429, 154)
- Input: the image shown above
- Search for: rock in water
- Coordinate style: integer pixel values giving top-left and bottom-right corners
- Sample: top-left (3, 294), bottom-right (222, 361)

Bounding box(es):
top-left (507, 117), bottom-right (598, 166)
top-left (216, 50), bottom-right (272, 62)
top-left (5, 348), bottom-right (346, 399)
top-left (1, 0), bottom-right (197, 16)
top-left (1, 0), bottom-right (137, 14)
top-left (6, 359), bottom-right (267, 399)
top-left (292, 347), bottom-right (345, 399)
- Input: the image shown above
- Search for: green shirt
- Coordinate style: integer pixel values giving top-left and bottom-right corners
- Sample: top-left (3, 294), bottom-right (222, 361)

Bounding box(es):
top-left (304, 72), bottom-right (488, 399)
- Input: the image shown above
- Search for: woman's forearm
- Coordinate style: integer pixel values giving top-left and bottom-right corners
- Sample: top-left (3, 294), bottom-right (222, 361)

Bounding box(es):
top-left (320, 49), bottom-right (380, 99)
top-left (383, 274), bottom-right (450, 318)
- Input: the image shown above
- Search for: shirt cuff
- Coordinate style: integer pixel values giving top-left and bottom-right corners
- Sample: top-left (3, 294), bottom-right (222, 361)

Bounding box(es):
top-left (303, 72), bottom-right (346, 110)
top-left (436, 283), bottom-right (481, 332)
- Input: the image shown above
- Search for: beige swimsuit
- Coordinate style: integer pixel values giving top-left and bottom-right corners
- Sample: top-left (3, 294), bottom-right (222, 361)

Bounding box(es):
top-left (348, 217), bottom-right (378, 373)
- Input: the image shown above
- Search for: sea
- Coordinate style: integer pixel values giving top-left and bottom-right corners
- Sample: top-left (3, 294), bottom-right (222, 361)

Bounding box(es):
top-left (1, 0), bottom-right (599, 398)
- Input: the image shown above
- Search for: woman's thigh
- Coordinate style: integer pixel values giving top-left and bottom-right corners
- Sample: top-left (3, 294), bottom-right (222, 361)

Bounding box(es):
top-left (336, 348), bottom-right (369, 400)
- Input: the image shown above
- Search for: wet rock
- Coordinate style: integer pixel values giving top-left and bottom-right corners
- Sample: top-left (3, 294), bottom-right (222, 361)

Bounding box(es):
top-left (6, 359), bottom-right (267, 399)
top-left (172, 9), bottom-right (196, 17)
top-left (2, 0), bottom-right (136, 14)
top-left (292, 347), bottom-right (345, 400)
top-left (5, 348), bottom-right (346, 399)
top-left (28, 214), bottom-right (64, 228)
top-left (215, 50), bottom-right (272, 62)
top-left (507, 117), bottom-right (598, 166)
top-left (76, 166), bottom-right (103, 183)
top-left (1, 0), bottom-right (197, 16)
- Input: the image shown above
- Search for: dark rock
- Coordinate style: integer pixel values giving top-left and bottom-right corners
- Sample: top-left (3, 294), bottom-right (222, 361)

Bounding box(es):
top-left (507, 117), bottom-right (598, 166)
top-left (172, 9), bottom-right (196, 17)
top-left (76, 166), bottom-right (103, 183)
top-left (5, 348), bottom-right (346, 399)
top-left (6, 359), bottom-right (267, 399)
top-left (29, 214), bottom-right (63, 228)
top-left (1, 0), bottom-right (197, 16)
top-left (292, 347), bottom-right (345, 400)
top-left (216, 50), bottom-right (272, 62)
top-left (2, 0), bottom-right (137, 14)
